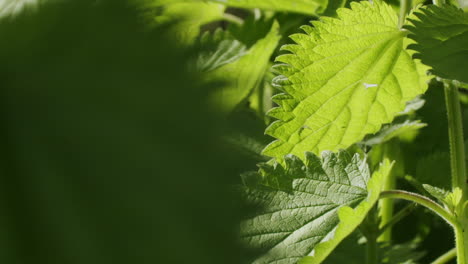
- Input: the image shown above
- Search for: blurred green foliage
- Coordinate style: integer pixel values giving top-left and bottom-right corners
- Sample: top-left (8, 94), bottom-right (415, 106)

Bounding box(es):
top-left (0, 1), bottom-right (245, 263)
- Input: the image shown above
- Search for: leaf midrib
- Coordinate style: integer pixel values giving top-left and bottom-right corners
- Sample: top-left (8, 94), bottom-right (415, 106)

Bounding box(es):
top-left (285, 33), bottom-right (403, 154)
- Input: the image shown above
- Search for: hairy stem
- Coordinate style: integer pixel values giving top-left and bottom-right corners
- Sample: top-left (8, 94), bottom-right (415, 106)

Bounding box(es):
top-left (444, 82), bottom-right (467, 264)
top-left (444, 83), bottom-right (467, 196)
top-left (431, 248), bottom-right (457, 264)
top-left (380, 190), bottom-right (456, 227)
top-left (456, 224), bottom-right (468, 264)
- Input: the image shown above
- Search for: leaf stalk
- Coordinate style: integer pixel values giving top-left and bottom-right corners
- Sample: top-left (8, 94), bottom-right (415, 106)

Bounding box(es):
top-left (431, 248), bottom-right (457, 264)
top-left (444, 82), bottom-right (467, 264)
top-left (380, 190), bottom-right (456, 227)
top-left (444, 82), bottom-right (467, 197)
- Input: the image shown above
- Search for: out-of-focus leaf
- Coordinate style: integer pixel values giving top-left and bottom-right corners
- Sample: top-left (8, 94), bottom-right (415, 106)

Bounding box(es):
top-left (0, 0), bottom-right (38, 17)
top-left (205, 20), bottom-right (281, 113)
top-left (397, 96), bottom-right (425, 116)
top-left (361, 120), bottom-right (426, 146)
top-left (423, 184), bottom-right (450, 205)
top-left (0, 1), bottom-right (244, 264)
top-left (154, 1), bottom-right (225, 44)
top-left (151, 0), bottom-right (348, 15)
top-left (196, 29), bottom-right (247, 73)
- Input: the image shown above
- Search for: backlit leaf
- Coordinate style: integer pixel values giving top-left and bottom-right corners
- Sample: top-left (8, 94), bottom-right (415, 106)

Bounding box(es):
top-left (263, 1), bottom-right (428, 161)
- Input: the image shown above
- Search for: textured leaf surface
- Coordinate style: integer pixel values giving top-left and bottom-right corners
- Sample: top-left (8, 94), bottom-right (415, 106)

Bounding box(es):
top-left (263, 1), bottom-right (428, 161)
top-left (205, 21), bottom-right (280, 112)
top-left (405, 4), bottom-right (468, 83)
top-left (241, 150), bottom-right (392, 264)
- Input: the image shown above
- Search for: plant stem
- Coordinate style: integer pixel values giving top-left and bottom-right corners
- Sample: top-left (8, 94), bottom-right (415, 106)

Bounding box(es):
top-left (378, 142), bottom-right (401, 242)
top-left (431, 248), bottom-right (457, 264)
top-left (455, 224), bottom-right (468, 264)
top-left (380, 190), bottom-right (456, 227)
top-left (444, 82), bottom-right (467, 196)
top-left (366, 234), bottom-right (378, 264)
top-left (399, 0), bottom-right (410, 28)
top-left (379, 174), bottom-right (396, 241)
top-left (444, 82), bottom-right (468, 264)
top-left (365, 206), bottom-right (379, 264)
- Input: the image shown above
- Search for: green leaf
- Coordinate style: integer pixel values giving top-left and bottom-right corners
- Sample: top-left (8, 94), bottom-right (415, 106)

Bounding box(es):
top-left (149, 0), bottom-right (330, 15)
top-left (241, 150), bottom-right (392, 264)
top-left (205, 20), bottom-right (281, 113)
top-left (397, 96), bottom-right (425, 116)
top-left (423, 184), bottom-right (463, 213)
top-left (446, 188), bottom-right (463, 213)
top-left (196, 29), bottom-right (248, 73)
top-left (423, 184), bottom-right (450, 205)
top-left (361, 120), bottom-right (426, 146)
top-left (0, 0), bottom-right (38, 18)
top-left (154, 2), bottom-right (225, 44)
top-left (263, 1), bottom-right (428, 161)
top-left (405, 4), bottom-right (468, 83)
top-left (206, 0), bottom-right (328, 15)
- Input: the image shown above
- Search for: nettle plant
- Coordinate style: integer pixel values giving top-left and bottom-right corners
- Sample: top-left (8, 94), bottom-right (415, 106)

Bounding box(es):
top-left (234, 1), bottom-right (468, 264)
top-left (157, 0), bottom-right (467, 262)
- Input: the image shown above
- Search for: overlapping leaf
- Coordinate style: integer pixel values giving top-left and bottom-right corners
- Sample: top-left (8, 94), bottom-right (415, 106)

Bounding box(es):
top-left (196, 29), bottom-right (247, 73)
top-left (263, 1), bottom-right (428, 161)
top-left (361, 120), bottom-right (426, 146)
top-left (406, 5), bottom-right (468, 83)
top-left (204, 21), bottom-right (281, 112)
top-left (405, 4), bottom-right (468, 83)
top-left (153, 2), bottom-right (225, 44)
top-left (241, 150), bottom-right (392, 264)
